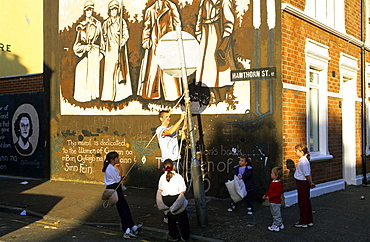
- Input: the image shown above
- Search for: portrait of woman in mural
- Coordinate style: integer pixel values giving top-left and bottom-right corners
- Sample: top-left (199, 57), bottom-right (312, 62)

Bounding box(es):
top-left (73, 0), bottom-right (103, 102)
top-left (137, 0), bottom-right (183, 101)
top-left (101, 0), bottom-right (132, 102)
top-left (13, 113), bottom-right (33, 156)
top-left (195, 0), bottom-right (236, 90)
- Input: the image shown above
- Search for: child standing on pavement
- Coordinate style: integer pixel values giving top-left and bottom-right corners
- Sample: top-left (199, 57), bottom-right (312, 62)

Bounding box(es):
top-left (227, 155), bottom-right (254, 215)
top-left (294, 143), bottom-right (315, 228)
top-left (156, 159), bottom-right (190, 241)
top-left (262, 166), bottom-right (284, 232)
top-left (102, 151), bottom-right (143, 239)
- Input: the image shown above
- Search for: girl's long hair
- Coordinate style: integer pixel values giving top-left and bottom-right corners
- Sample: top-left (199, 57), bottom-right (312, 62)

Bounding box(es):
top-left (163, 159), bottom-right (174, 182)
top-left (295, 143), bottom-right (310, 160)
top-left (102, 151), bottom-right (119, 172)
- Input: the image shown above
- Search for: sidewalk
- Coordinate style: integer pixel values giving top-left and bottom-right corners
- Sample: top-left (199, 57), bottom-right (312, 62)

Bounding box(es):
top-left (1, 176), bottom-right (370, 241)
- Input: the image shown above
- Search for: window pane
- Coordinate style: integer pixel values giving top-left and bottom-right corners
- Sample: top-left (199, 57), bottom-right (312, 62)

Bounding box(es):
top-left (310, 71), bottom-right (319, 84)
top-left (310, 87), bottom-right (319, 152)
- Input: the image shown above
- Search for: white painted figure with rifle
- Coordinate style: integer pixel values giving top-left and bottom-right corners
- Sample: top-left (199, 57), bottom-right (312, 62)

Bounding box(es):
top-left (101, 0), bottom-right (132, 101)
top-left (73, 0), bottom-right (103, 102)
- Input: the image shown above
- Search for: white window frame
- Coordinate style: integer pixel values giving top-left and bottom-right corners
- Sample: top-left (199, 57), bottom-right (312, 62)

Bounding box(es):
top-left (305, 0), bottom-right (345, 32)
top-left (309, 70), bottom-right (320, 152)
top-left (305, 39), bottom-right (331, 160)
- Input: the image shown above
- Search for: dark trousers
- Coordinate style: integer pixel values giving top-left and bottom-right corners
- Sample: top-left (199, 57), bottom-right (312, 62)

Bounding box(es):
top-left (296, 180), bottom-right (313, 224)
top-left (232, 190), bottom-right (254, 211)
top-left (107, 183), bottom-right (135, 231)
top-left (163, 195), bottom-right (190, 240)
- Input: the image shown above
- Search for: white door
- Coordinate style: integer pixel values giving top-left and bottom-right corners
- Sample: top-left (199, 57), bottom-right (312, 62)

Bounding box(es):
top-left (342, 77), bottom-right (357, 185)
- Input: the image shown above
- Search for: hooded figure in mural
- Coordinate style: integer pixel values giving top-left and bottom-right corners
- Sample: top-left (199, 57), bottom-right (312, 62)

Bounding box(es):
top-left (195, 0), bottom-right (236, 88)
top-left (73, 0), bottom-right (103, 102)
top-left (101, 0), bottom-right (132, 102)
top-left (137, 0), bottom-right (183, 101)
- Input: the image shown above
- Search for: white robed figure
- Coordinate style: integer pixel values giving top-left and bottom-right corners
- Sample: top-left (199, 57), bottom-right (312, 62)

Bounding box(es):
top-left (195, 0), bottom-right (236, 88)
top-left (73, 0), bottom-right (102, 102)
top-left (101, 0), bottom-right (132, 101)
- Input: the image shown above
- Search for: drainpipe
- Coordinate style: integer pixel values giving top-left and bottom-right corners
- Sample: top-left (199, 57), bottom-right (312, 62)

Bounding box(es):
top-left (361, 0), bottom-right (368, 184)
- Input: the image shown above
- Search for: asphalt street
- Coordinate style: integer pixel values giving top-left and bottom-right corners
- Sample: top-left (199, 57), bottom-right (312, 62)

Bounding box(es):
top-left (1, 176), bottom-right (370, 241)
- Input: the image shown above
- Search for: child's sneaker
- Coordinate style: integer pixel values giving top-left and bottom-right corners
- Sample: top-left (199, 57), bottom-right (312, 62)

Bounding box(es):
top-left (279, 223), bottom-right (285, 230)
top-left (294, 222), bottom-right (308, 228)
top-left (246, 207), bottom-right (253, 215)
top-left (268, 225), bottom-right (280, 232)
top-left (123, 230), bottom-right (138, 239)
top-left (227, 203), bottom-right (236, 212)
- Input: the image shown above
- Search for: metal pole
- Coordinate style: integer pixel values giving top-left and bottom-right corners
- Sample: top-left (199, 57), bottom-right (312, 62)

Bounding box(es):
top-left (361, 0), bottom-right (368, 184)
top-left (175, 26), bottom-right (208, 226)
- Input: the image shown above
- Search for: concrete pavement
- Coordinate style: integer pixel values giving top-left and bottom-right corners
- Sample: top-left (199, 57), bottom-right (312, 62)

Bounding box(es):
top-left (1, 176), bottom-right (370, 241)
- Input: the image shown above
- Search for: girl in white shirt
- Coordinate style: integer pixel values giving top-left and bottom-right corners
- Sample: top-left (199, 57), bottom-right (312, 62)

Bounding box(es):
top-left (157, 159), bottom-right (190, 241)
top-left (294, 144), bottom-right (315, 228)
top-left (102, 151), bottom-right (142, 239)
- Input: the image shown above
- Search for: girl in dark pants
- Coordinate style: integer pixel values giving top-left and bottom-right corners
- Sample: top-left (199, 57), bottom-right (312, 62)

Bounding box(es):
top-left (162, 195), bottom-right (190, 241)
top-left (294, 144), bottom-right (315, 228)
top-left (157, 159), bottom-right (190, 241)
top-left (102, 151), bottom-right (142, 239)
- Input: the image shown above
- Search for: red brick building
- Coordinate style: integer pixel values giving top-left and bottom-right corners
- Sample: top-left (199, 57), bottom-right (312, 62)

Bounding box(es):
top-left (282, 0), bottom-right (370, 206)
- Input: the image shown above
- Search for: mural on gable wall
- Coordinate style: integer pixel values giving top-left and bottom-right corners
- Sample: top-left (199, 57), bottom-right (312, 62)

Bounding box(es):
top-left (59, 0), bottom-right (259, 114)
top-left (56, 0), bottom-right (280, 196)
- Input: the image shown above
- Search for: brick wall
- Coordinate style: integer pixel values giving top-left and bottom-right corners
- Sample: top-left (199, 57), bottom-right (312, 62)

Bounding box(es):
top-left (282, 3), bottom-right (367, 189)
top-left (345, 0), bottom-right (362, 40)
top-left (0, 74), bottom-right (44, 95)
top-left (282, 0), bottom-right (305, 11)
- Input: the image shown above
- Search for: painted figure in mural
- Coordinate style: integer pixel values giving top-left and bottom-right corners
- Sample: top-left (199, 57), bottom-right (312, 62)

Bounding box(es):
top-left (101, 0), bottom-right (132, 102)
top-left (14, 113), bottom-right (33, 156)
top-left (73, 0), bottom-right (102, 102)
top-left (195, 0), bottom-right (236, 88)
top-left (137, 0), bottom-right (183, 101)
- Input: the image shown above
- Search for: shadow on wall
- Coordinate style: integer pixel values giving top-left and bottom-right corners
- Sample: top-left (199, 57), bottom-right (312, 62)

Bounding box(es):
top-left (285, 158), bottom-right (296, 190)
top-left (0, 51), bottom-right (28, 77)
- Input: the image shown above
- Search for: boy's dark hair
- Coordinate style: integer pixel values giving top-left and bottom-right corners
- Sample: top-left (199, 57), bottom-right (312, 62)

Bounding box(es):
top-left (272, 166), bottom-right (283, 180)
top-left (158, 110), bottom-right (170, 118)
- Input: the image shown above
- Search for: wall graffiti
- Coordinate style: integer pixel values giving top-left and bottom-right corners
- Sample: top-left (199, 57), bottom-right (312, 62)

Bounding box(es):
top-left (187, 142), bottom-right (272, 196)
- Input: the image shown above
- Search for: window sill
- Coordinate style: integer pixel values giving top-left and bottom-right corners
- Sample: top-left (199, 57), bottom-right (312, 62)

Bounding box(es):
top-left (310, 154), bottom-right (333, 162)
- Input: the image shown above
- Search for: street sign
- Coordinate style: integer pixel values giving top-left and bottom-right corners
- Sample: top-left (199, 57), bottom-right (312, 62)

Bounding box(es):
top-left (231, 67), bottom-right (277, 81)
